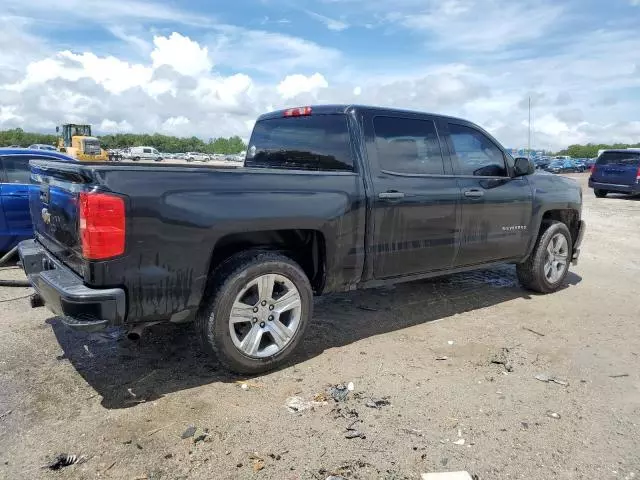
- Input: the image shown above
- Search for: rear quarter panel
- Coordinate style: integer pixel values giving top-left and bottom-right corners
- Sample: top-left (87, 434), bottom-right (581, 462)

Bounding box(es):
top-left (79, 166), bottom-right (366, 323)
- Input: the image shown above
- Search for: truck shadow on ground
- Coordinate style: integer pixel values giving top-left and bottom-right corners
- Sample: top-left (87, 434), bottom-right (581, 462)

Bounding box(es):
top-left (47, 265), bottom-right (581, 409)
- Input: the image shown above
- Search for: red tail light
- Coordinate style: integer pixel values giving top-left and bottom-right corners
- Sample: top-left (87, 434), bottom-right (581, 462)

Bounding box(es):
top-left (636, 167), bottom-right (640, 183)
top-left (283, 106), bottom-right (312, 117)
top-left (79, 192), bottom-right (125, 259)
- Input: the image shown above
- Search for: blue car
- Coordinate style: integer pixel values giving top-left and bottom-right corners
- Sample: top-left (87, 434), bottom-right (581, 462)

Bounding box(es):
top-left (0, 148), bottom-right (74, 252)
top-left (589, 149), bottom-right (640, 198)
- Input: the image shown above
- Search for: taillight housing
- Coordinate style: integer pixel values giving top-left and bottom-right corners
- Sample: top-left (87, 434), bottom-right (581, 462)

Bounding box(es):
top-left (79, 192), bottom-right (125, 260)
top-left (283, 106), bottom-right (312, 117)
top-left (636, 167), bottom-right (640, 184)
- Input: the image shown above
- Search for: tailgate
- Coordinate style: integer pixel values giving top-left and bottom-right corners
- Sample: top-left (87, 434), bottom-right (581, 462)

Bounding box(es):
top-left (29, 160), bottom-right (94, 274)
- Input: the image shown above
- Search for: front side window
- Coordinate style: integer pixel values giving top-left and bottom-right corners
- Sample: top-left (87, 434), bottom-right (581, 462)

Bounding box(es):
top-left (246, 115), bottom-right (354, 171)
top-left (373, 116), bottom-right (445, 175)
top-left (448, 123), bottom-right (507, 177)
top-left (1, 156), bottom-right (31, 184)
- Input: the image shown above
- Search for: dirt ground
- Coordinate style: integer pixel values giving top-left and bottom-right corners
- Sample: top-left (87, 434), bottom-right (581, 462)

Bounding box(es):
top-left (0, 174), bottom-right (638, 480)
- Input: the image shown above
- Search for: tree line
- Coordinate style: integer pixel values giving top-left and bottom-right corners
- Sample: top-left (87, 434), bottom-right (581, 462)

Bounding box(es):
top-left (555, 142), bottom-right (640, 158)
top-left (0, 128), bottom-right (247, 154)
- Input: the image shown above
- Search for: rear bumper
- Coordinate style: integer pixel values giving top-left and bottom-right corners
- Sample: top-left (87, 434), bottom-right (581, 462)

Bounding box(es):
top-left (572, 220), bottom-right (586, 265)
top-left (588, 179), bottom-right (639, 194)
top-left (18, 239), bottom-right (125, 331)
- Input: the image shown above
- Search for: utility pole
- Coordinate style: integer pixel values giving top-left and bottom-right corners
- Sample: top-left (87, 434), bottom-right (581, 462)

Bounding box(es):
top-left (528, 96), bottom-right (532, 159)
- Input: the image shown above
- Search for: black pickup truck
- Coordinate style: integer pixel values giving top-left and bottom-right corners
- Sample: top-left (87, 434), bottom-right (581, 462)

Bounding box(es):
top-left (19, 105), bottom-right (585, 373)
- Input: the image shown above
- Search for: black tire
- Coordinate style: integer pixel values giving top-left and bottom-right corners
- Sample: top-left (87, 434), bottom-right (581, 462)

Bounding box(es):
top-left (594, 189), bottom-right (608, 198)
top-left (516, 221), bottom-right (573, 294)
top-left (196, 251), bottom-right (313, 374)
top-left (133, 156), bottom-right (140, 161)
top-left (155, 157), bottom-right (163, 162)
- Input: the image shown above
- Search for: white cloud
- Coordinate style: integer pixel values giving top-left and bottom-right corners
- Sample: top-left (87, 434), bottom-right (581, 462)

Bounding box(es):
top-left (304, 10), bottom-right (349, 31)
top-left (100, 119), bottom-right (133, 132)
top-left (277, 73), bottom-right (329, 99)
top-left (151, 33), bottom-right (212, 76)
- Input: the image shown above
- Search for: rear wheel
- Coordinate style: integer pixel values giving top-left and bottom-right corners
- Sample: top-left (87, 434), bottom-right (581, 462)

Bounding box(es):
top-left (196, 251), bottom-right (312, 374)
top-left (133, 156), bottom-right (140, 161)
top-left (517, 221), bottom-right (572, 293)
top-left (594, 189), bottom-right (608, 198)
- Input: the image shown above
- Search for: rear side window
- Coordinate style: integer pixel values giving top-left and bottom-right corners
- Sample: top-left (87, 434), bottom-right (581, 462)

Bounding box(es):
top-left (448, 123), bottom-right (507, 177)
top-left (246, 115), bottom-right (354, 171)
top-left (1, 156), bottom-right (31, 184)
top-left (596, 151), bottom-right (640, 166)
top-left (373, 116), bottom-right (445, 175)
top-left (143, 148), bottom-right (152, 154)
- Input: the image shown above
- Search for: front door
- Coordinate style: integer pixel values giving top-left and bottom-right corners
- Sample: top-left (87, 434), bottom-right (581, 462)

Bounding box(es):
top-left (444, 122), bottom-right (533, 267)
top-left (366, 114), bottom-right (460, 279)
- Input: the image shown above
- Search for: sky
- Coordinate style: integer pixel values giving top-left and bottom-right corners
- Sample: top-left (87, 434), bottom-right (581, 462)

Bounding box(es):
top-left (0, 0), bottom-right (639, 151)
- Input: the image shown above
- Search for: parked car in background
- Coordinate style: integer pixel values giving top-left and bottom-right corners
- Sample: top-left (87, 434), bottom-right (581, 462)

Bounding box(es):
top-left (545, 159), bottom-right (579, 174)
top-left (589, 149), bottom-right (640, 198)
top-left (185, 152), bottom-right (210, 162)
top-left (28, 144), bottom-right (57, 151)
top-left (126, 146), bottom-right (163, 162)
top-left (1, 148), bottom-right (74, 252)
top-left (18, 105), bottom-right (585, 374)
top-left (534, 157), bottom-right (551, 170)
top-left (573, 159), bottom-right (587, 172)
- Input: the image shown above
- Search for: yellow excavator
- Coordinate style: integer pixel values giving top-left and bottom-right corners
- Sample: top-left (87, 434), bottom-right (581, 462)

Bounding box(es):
top-left (56, 124), bottom-right (108, 161)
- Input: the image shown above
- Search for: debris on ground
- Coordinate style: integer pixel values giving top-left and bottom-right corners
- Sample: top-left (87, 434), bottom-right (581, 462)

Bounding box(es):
top-left (345, 419), bottom-right (366, 439)
top-left (332, 407), bottom-right (359, 419)
top-left (546, 411), bottom-right (561, 420)
top-left (47, 454), bottom-right (84, 470)
top-left (240, 383), bottom-right (249, 390)
top-left (490, 348), bottom-right (514, 372)
top-left (436, 356), bottom-right (448, 361)
top-left (448, 341), bottom-right (454, 345)
top-left (193, 427), bottom-right (210, 444)
top-left (609, 374), bottom-right (630, 378)
top-left (180, 425), bottom-right (197, 439)
top-left (421, 472), bottom-right (474, 480)
top-left (286, 396), bottom-right (327, 413)
top-left (453, 438), bottom-right (465, 446)
top-left (347, 381), bottom-right (355, 391)
top-left (0, 410), bottom-right (12, 419)
top-left (357, 305), bottom-right (379, 312)
top-left (249, 453), bottom-right (265, 472)
top-left (328, 384), bottom-right (351, 402)
top-left (535, 374), bottom-right (569, 386)
top-left (402, 428), bottom-right (423, 437)
top-left (326, 476), bottom-right (348, 480)
top-left (365, 397), bottom-right (391, 409)
top-left (522, 326), bottom-right (545, 337)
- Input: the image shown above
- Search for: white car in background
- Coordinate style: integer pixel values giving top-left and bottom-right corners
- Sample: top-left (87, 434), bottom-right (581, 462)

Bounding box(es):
top-left (127, 146), bottom-right (163, 162)
top-left (185, 152), bottom-right (210, 162)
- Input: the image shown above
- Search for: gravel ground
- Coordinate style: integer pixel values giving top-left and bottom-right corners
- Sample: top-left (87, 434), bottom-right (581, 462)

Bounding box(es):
top-left (0, 174), bottom-right (638, 480)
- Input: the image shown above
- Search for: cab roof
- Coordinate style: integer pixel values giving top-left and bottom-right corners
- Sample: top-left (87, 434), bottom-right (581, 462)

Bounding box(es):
top-left (256, 104), bottom-right (469, 123)
top-left (0, 148), bottom-right (75, 161)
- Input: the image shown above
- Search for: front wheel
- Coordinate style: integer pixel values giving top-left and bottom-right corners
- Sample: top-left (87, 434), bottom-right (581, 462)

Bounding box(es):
top-left (133, 156), bottom-right (140, 161)
top-left (196, 251), bottom-right (312, 374)
top-left (517, 221), bottom-right (572, 293)
top-left (594, 189), bottom-right (608, 198)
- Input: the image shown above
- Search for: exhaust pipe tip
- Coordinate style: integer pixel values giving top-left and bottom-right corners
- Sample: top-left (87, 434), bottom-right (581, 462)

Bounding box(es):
top-left (127, 331), bottom-right (141, 341)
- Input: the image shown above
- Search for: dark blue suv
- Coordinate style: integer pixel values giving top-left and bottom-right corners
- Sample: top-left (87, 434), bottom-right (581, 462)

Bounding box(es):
top-left (0, 148), bottom-right (74, 252)
top-left (589, 149), bottom-right (640, 198)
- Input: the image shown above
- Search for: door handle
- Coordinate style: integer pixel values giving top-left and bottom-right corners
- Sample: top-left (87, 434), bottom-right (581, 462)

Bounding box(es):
top-left (464, 189), bottom-right (484, 198)
top-left (378, 191), bottom-right (405, 200)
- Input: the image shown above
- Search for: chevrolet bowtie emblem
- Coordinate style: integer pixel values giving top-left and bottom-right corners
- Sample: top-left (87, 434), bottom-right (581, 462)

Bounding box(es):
top-left (41, 208), bottom-right (51, 225)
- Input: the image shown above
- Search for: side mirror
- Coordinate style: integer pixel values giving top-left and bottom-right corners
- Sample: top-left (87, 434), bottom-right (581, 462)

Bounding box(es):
top-left (514, 157), bottom-right (535, 176)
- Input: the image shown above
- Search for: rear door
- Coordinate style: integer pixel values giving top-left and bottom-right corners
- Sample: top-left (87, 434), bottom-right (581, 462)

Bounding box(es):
top-left (0, 155), bottom-right (33, 241)
top-left (364, 113), bottom-right (460, 278)
top-left (592, 151), bottom-right (640, 186)
top-left (444, 122), bottom-right (533, 266)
